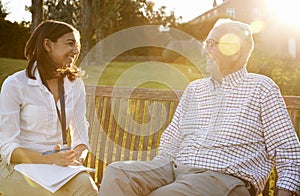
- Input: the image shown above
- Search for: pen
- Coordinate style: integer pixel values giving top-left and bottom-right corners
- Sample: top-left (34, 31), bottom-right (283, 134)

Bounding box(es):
top-left (41, 147), bottom-right (71, 156)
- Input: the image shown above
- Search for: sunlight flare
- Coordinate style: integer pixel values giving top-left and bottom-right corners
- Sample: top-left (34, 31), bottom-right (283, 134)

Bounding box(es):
top-left (218, 33), bottom-right (241, 56)
top-left (268, 0), bottom-right (300, 27)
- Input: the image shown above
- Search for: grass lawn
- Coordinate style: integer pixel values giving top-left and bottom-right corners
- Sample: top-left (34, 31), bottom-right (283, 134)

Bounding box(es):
top-left (0, 58), bottom-right (28, 87)
top-left (0, 58), bottom-right (205, 90)
top-left (82, 61), bottom-right (204, 90)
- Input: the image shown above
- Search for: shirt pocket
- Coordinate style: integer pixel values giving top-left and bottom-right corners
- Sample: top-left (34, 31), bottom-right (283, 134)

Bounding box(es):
top-left (20, 105), bottom-right (50, 132)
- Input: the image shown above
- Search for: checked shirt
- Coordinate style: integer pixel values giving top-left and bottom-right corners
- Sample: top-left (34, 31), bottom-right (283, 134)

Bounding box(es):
top-left (158, 67), bottom-right (300, 193)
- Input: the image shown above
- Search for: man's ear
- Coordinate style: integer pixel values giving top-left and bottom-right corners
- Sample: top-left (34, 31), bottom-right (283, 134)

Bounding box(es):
top-left (43, 38), bottom-right (52, 52)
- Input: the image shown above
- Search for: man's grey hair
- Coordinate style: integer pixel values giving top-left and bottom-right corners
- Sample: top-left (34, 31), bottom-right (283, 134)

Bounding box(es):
top-left (213, 18), bottom-right (254, 66)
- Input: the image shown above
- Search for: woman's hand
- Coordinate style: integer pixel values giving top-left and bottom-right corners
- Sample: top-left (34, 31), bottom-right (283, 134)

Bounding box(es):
top-left (46, 144), bottom-right (88, 166)
top-left (10, 145), bottom-right (86, 165)
top-left (72, 144), bottom-right (88, 166)
top-left (46, 148), bottom-right (78, 166)
top-left (44, 144), bottom-right (78, 166)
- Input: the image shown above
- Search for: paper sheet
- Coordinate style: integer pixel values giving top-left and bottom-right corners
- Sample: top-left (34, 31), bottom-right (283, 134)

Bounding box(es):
top-left (14, 164), bottom-right (95, 193)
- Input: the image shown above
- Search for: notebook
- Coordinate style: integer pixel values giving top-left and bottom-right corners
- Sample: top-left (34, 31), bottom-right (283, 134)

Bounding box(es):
top-left (14, 164), bottom-right (95, 193)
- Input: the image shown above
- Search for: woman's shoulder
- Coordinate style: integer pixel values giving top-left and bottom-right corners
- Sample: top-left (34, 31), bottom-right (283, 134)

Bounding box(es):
top-left (69, 76), bottom-right (84, 87)
top-left (65, 77), bottom-right (85, 94)
top-left (1, 70), bottom-right (27, 94)
top-left (2, 70), bottom-right (27, 85)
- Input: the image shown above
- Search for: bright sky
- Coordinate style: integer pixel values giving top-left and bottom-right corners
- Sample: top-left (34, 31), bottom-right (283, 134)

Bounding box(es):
top-left (1, 0), bottom-right (31, 22)
top-left (1, 0), bottom-right (220, 23)
top-left (151, 0), bottom-right (222, 22)
top-left (3, 0), bottom-right (300, 28)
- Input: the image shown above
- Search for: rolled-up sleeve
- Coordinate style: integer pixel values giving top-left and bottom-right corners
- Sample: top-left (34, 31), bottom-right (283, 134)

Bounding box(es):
top-left (0, 76), bottom-right (23, 164)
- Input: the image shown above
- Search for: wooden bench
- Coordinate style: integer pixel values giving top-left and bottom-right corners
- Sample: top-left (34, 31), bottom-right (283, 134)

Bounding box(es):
top-left (83, 85), bottom-right (300, 196)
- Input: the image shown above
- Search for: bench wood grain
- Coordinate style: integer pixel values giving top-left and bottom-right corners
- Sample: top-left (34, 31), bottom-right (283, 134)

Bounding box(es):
top-left (84, 85), bottom-right (300, 195)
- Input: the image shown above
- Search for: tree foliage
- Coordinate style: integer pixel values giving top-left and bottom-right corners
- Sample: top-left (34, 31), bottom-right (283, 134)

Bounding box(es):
top-left (38, 0), bottom-right (180, 61)
top-left (44, 0), bottom-right (81, 29)
top-left (0, 1), bottom-right (30, 59)
top-left (144, 3), bottom-right (179, 27)
top-left (98, 0), bottom-right (146, 38)
top-left (0, 1), bottom-right (8, 20)
top-left (178, 15), bottom-right (229, 41)
top-left (42, 0), bottom-right (179, 44)
top-left (248, 49), bottom-right (300, 95)
top-left (0, 20), bottom-right (30, 59)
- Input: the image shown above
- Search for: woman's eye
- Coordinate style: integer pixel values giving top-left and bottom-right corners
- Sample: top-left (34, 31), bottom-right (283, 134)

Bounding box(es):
top-left (67, 42), bottom-right (74, 46)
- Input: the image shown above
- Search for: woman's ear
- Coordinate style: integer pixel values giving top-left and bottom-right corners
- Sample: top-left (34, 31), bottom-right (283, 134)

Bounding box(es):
top-left (43, 38), bottom-right (52, 52)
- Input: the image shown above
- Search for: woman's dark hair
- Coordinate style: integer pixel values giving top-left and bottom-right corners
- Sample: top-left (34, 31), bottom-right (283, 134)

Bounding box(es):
top-left (25, 20), bottom-right (81, 81)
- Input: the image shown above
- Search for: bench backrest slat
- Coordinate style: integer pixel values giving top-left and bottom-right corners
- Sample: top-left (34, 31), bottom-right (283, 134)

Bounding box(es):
top-left (84, 85), bottom-right (300, 193)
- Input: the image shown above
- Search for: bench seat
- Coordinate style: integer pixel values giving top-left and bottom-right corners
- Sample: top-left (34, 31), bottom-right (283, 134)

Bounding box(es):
top-left (83, 85), bottom-right (300, 195)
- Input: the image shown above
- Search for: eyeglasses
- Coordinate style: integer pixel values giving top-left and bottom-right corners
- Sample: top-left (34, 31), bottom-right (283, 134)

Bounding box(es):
top-left (203, 39), bottom-right (239, 50)
top-left (203, 39), bottom-right (219, 50)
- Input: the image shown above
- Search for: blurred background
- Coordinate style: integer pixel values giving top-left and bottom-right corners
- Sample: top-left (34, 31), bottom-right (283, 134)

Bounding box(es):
top-left (0, 0), bottom-right (299, 96)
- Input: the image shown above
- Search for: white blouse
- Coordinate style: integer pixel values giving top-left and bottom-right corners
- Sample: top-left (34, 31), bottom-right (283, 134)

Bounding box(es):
top-left (0, 68), bottom-right (90, 164)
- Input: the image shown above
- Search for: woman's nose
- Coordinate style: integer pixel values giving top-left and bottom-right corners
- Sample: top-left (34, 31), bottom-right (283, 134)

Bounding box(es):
top-left (73, 45), bottom-right (80, 54)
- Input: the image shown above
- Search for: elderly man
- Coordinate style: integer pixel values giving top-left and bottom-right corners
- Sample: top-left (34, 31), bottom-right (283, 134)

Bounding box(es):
top-left (99, 19), bottom-right (300, 196)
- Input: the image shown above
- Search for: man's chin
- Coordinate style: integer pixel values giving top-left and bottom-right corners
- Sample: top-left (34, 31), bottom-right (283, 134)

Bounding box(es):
top-left (205, 66), bottom-right (214, 74)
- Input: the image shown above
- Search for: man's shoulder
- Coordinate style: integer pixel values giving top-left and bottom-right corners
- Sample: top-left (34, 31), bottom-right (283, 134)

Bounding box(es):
top-left (188, 78), bottom-right (210, 87)
top-left (181, 78), bottom-right (211, 96)
top-left (246, 73), bottom-right (277, 87)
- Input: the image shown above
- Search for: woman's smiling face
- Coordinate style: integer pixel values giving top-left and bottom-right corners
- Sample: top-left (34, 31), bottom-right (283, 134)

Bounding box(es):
top-left (44, 32), bottom-right (80, 69)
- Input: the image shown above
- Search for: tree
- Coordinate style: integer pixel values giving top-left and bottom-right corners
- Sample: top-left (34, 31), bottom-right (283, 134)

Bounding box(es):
top-left (37, 0), bottom-right (182, 62)
top-left (0, 1), bottom-right (8, 20)
top-left (31, 0), bottom-right (44, 31)
top-left (0, 20), bottom-right (30, 58)
top-left (0, 1), bottom-right (30, 59)
top-left (179, 16), bottom-right (225, 41)
top-left (92, 0), bottom-right (179, 40)
top-left (79, 0), bottom-right (93, 64)
top-left (144, 3), bottom-right (179, 27)
top-left (80, 0), bottom-right (147, 62)
top-left (44, 0), bottom-right (81, 29)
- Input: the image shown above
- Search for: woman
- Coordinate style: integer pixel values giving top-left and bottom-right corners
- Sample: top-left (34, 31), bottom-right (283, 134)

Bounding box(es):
top-left (0, 20), bottom-right (98, 195)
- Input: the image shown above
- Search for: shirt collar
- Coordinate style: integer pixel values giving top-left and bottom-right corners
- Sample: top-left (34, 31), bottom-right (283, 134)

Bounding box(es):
top-left (210, 67), bottom-right (248, 89)
top-left (27, 62), bottom-right (73, 95)
top-left (27, 62), bottom-right (42, 86)
top-left (222, 67), bottom-right (247, 87)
